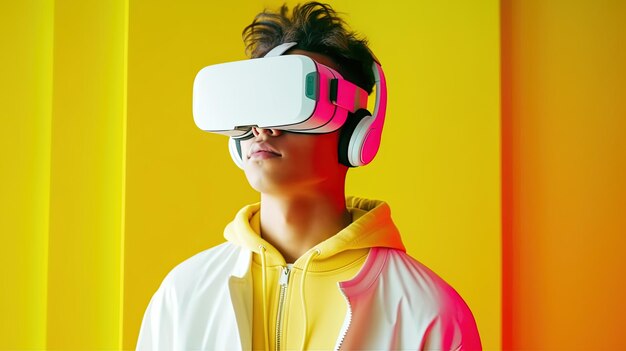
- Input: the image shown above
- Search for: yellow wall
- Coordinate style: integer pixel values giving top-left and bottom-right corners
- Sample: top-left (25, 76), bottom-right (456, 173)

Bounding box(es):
top-left (1, 0), bottom-right (128, 349)
top-left (502, 0), bottom-right (626, 349)
top-left (46, 0), bottom-right (128, 349)
top-left (1, 1), bottom-right (53, 349)
top-left (345, 1), bottom-right (501, 348)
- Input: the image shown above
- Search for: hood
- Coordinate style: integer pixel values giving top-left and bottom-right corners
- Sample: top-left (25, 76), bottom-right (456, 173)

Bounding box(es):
top-left (224, 196), bottom-right (406, 350)
top-left (223, 196), bottom-right (405, 264)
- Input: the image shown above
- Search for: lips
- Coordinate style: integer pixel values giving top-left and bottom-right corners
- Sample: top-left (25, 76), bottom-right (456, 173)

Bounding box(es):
top-left (248, 142), bottom-right (282, 159)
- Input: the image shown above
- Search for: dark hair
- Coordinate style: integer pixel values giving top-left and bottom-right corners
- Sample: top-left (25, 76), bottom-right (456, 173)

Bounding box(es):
top-left (242, 2), bottom-right (376, 94)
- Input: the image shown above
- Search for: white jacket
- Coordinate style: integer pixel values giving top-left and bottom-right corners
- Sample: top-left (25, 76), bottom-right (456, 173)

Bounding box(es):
top-left (136, 243), bottom-right (482, 350)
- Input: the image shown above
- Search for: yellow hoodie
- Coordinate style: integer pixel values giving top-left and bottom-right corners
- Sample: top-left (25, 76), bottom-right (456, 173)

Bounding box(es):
top-left (224, 196), bottom-right (406, 351)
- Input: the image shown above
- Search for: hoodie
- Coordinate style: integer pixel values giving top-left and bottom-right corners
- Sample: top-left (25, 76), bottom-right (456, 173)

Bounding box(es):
top-left (136, 197), bottom-right (482, 350)
top-left (224, 196), bottom-right (406, 350)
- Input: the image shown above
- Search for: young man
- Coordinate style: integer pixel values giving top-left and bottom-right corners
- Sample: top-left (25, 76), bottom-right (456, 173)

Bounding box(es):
top-left (137, 2), bottom-right (481, 350)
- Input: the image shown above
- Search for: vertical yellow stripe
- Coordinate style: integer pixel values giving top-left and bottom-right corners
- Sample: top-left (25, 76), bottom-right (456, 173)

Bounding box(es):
top-left (0, 0), bottom-right (53, 349)
top-left (119, 0), bottom-right (129, 348)
top-left (47, 0), bottom-right (127, 348)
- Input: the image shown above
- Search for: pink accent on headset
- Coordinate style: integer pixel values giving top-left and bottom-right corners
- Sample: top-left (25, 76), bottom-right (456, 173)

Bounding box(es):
top-left (307, 60), bottom-right (372, 134)
top-left (313, 62), bottom-right (346, 131)
top-left (360, 62), bottom-right (387, 165)
top-left (287, 60), bottom-right (362, 133)
top-left (335, 79), bottom-right (368, 113)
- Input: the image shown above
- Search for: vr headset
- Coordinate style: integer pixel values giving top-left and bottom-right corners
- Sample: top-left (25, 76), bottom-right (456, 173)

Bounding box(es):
top-left (193, 42), bottom-right (387, 168)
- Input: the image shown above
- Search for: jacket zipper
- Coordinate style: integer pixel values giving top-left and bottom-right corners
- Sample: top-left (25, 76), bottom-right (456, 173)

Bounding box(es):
top-left (275, 265), bottom-right (291, 351)
top-left (334, 288), bottom-right (352, 351)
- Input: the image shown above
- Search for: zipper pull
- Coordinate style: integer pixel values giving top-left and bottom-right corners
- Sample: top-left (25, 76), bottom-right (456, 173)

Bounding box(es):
top-left (279, 265), bottom-right (291, 287)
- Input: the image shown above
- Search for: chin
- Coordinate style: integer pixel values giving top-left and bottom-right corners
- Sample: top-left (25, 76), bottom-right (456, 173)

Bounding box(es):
top-left (244, 172), bottom-right (304, 195)
top-left (243, 169), bottom-right (279, 194)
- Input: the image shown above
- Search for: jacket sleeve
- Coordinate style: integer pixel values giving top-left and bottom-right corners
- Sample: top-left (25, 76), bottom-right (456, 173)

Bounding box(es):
top-left (135, 281), bottom-right (178, 351)
top-left (421, 307), bottom-right (482, 351)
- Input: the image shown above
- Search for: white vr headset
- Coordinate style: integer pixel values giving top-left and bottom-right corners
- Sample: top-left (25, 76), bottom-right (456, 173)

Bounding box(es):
top-left (193, 42), bottom-right (387, 168)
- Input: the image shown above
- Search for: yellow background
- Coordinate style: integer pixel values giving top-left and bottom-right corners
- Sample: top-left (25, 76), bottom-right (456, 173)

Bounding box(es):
top-left (2, 0), bottom-right (500, 349)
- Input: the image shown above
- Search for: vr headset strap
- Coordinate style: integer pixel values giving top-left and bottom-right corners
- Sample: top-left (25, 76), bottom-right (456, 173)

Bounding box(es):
top-left (264, 42), bottom-right (298, 57)
top-left (331, 79), bottom-right (368, 113)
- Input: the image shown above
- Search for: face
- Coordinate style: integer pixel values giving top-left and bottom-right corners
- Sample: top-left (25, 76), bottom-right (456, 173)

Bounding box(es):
top-left (240, 50), bottom-right (348, 195)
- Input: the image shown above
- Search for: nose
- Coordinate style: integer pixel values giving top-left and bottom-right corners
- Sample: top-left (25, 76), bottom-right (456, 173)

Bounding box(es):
top-left (252, 126), bottom-right (282, 137)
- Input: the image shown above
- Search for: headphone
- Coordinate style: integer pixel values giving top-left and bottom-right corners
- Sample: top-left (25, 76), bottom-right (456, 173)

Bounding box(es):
top-left (228, 42), bottom-right (387, 169)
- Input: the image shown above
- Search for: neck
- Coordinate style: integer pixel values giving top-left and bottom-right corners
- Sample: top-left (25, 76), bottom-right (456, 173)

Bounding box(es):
top-left (259, 188), bottom-right (351, 263)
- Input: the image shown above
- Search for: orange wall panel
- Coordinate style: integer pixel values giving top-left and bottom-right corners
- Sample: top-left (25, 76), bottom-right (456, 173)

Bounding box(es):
top-left (502, 0), bottom-right (626, 349)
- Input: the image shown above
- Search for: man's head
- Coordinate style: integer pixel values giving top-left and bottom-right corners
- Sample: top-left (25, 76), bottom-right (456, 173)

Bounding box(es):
top-left (239, 2), bottom-right (378, 196)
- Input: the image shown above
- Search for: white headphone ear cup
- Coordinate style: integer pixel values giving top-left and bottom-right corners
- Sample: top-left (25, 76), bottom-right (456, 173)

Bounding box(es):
top-left (228, 138), bottom-right (244, 169)
top-left (347, 115), bottom-right (375, 166)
